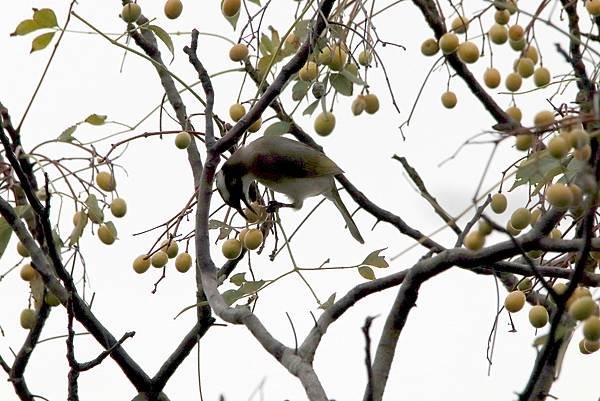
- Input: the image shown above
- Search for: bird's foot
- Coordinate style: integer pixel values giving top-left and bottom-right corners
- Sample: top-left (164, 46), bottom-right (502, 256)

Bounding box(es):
top-left (266, 201), bottom-right (293, 214)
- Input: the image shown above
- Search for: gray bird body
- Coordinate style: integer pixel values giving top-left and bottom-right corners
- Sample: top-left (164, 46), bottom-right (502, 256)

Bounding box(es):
top-left (216, 136), bottom-right (364, 244)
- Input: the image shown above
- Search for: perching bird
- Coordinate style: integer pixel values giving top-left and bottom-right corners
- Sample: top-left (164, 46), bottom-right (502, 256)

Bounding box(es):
top-left (215, 135), bottom-right (364, 244)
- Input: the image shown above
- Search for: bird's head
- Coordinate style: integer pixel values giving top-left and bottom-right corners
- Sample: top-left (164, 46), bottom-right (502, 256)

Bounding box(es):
top-left (215, 169), bottom-right (251, 218)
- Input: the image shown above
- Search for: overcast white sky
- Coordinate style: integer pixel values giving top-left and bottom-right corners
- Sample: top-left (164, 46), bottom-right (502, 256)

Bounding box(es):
top-left (0, 1), bottom-right (598, 401)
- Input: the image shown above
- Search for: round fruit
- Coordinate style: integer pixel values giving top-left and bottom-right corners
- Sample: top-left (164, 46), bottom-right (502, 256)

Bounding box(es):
top-left (505, 290), bottom-right (526, 312)
top-left (312, 82), bottom-right (325, 98)
top-left (584, 340), bottom-right (600, 353)
top-left (248, 118), bottom-right (262, 133)
top-left (569, 296), bottom-right (596, 321)
top-left (534, 110), bottom-right (555, 127)
top-left (587, 0), bottom-right (600, 16)
top-left (222, 239), bottom-right (242, 260)
top-left (451, 16), bottom-right (469, 33)
top-left (98, 225), bottom-right (115, 245)
top-left (491, 193), bottom-right (507, 214)
top-left (439, 33), bottom-right (459, 54)
top-left (421, 38), bottom-right (439, 56)
top-left (510, 207), bottom-right (531, 230)
top-left (151, 250), bottom-right (169, 268)
top-left (579, 339), bottom-right (592, 354)
top-left (517, 278), bottom-right (533, 291)
top-left (530, 208), bottom-right (542, 226)
top-left (584, 316), bottom-right (600, 341)
top-left (527, 249), bottom-right (542, 259)
top-left (508, 25), bottom-right (524, 41)
top-left (509, 38), bottom-right (525, 51)
top-left (547, 136), bottom-right (569, 159)
top-left (361, 93), bottom-right (379, 114)
top-left (329, 45), bottom-right (348, 71)
top-left (489, 24), bottom-right (508, 44)
top-left (505, 72), bottom-right (522, 92)
top-left (568, 128), bottom-right (589, 149)
top-left (285, 34), bottom-right (300, 50)
top-left (441, 91), bottom-right (457, 109)
top-left (121, 3), bottom-right (142, 23)
top-left (529, 305), bottom-right (549, 328)
top-left (567, 287), bottom-right (593, 309)
top-left (20, 264), bottom-right (37, 281)
top-left (45, 292), bottom-right (61, 307)
top-left (358, 50), bottom-right (373, 66)
top-left (506, 221), bottom-right (521, 236)
top-left (244, 228), bottom-right (263, 250)
top-left (133, 255), bottom-right (151, 274)
top-left (516, 58), bottom-right (534, 78)
top-left (505, 106), bottom-right (522, 122)
top-left (464, 231), bottom-right (485, 250)
top-left (316, 46), bottom-right (331, 65)
top-left (574, 145), bottom-right (592, 161)
top-left (96, 171), bottom-right (116, 192)
top-left (553, 282), bottom-right (568, 295)
top-left (175, 131), bottom-right (192, 149)
top-left (229, 43), bottom-right (249, 62)
top-left (457, 41), bottom-right (479, 64)
top-left (229, 103), bottom-right (246, 121)
top-left (299, 61), bottom-right (318, 81)
top-left (478, 219), bottom-right (493, 236)
top-left (549, 228), bottom-right (560, 239)
top-left (17, 241), bottom-right (29, 257)
top-left (495, 10), bottom-right (510, 25)
top-left (569, 184), bottom-right (583, 206)
top-left (546, 183), bottom-right (573, 209)
top-left (238, 228), bottom-right (249, 247)
top-left (352, 95), bottom-right (367, 116)
top-left (525, 46), bottom-right (539, 64)
top-left (175, 252), bottom-right (192, 273)
top-left (164, 0), bottom-right (183, 19)
top-left (222, 0), bottom-right (241, 17)
top-left (515, 134), bottom-right (533, 151)
top-left (483, 68), bottom-right (501, 89)
top-left (314, 112), bottom-right (336, 136)
top-left (160, 240), bottom-right (179, 258)
top-left (110, 198), bottom-right (127, 218)
top-left (20, 309), bottom-right (36, 330)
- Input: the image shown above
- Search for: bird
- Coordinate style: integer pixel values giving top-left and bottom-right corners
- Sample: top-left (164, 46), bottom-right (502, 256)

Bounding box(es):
top-left (215, 135), bottom-right (364, 244)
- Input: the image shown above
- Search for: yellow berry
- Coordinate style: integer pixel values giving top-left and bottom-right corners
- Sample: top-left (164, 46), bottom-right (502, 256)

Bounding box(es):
top-left (569, 184), bottom-right (583, 206)
top-left (441, 91), bottom-right (457, 109)
top-left (491, 193), bottom-right (508, 214)
top-left (574, 144), bottom-right (592, 161)
top-left (229, 103), bottom-right (246, 122)
top-left (517, 278), bottom-right (533, 291)
top-left (314, 112), bottom-right (336, 136)
top-left (222, 0), bottom-right (241, 17)
top-left (175, 131), bottom-right (192, 149)
top-left (584, 339), bottom-right (600, 353)
top-left (362, 93), bottom-right (379, 114)
top-left (529, 305), bottom-right (549, 328)
top-left (505, 72), bottom-right (522, 92)
top-left (285, 34), bottom-right (300, 50)
top-left (534, 110), bottom-right (555, 127)
top-left (159, 240), bottom-right (179, 258)
top-left (164, 0), bottom-right (183, 19)
top-left (483, 68), bottom-right (501, 89)
top-left (20, 264), bottom-right (37, 281)
top-left (569, 296), bottom-right (596, 321)
top-left (509, 38), bottom-right (525, 51)
top-left (121, 3), bottom-right (142, 23)
top-left (530, 208), bottom-right (542, 226)
top-left (553, 282), bottom-right (568, 295)
top-left (506, 221), bottom-right (521, 236)
top-left (229, 43), bottom-right (249, 62)
top-left (222, 239), bottom-right (242, 260)
top-left (451, 15), bottom-right (469, 33)
top-left (151, 250), bottom-right (169, 268)
top-left (175, 252), bottom-right (193, 273)
top-left (96, 171), bottom-right (116, 192)
top-left (547, 136), bottom-right (569, 159)
top-left (546, 183), bottom-right (573, 209)
top-left (421, 38), bottom-right (439, 56)
top-left (17, 241), bottom-right (29, 257)
top-left (516, 58), bottom-right (534, 78)
top-left (587, 0), bottom-right (600, 16)
top-left (579, 339), bottom-right (592, 354)
top-left (568, 128), bottom-right (589, 149)
top-left (20, 309), bottom-right (36, 330)
top-left (133, 255), bottom-right (151, 274)
top-left (351, 95), bottom-right (367, 116)
top-left (515, 134), bottom-right (533, 151)
top-left (495, 10), bottom-right (511, 25)
top-left (299, 61), bottom-right (318, 81)
top-left (505, 290), bottom-right (526, 312)
top-left (457, 41), bottom-right (479, 64)
top-left (329, 45), bottom-right (348, 71)
top-left (98, 225), bottom-right (115, 245)
top-left (358, 50), bottom-right (373, 66)
top-left (478, 219), bottom-right (493, 236)
top-left (533, 67), bottom-right (551, 87)
top-left (45, 292), bottom-right (61, 307)
top-left (550, 228), bottom-right (562, 239)
top-left (489, 24), bottom-right (508, 44)
top-left (110, 198), bottom-right (127, 218)
top-left (508, 25), bottom-right (524, 41)
top-left (243, 228), bottom-right (263, 250)
top-left (525, 46), bottom-right (539, 64)
top-left (315, 46), bottom-right (331, 65)
top-left (464, 231), bottom-right (485, 250)
top-left (510, 207), bottom-right (531, 230)
top-left (248, 118), bottom-right (262, 133)
top-left (439, 33), bottom-right (459, 54)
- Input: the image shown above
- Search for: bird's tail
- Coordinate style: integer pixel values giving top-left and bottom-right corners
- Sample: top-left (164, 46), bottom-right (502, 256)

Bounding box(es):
top-left (327, 185), bottom-right (364, 244)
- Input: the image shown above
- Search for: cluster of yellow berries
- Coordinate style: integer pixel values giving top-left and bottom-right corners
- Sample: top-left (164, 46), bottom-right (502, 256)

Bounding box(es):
top-left (121, 0), bottom-right (184, 24)
top-left (132, 239), bottom-right (193, 274)
top-left (94, 171), bottom-right (127, 245)
top-left (222, 203), bottom-right (267, 260)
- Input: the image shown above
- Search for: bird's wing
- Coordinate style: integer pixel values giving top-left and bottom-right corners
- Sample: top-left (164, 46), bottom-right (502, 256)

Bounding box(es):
top-left (245, 136), bottom-right (343, 181)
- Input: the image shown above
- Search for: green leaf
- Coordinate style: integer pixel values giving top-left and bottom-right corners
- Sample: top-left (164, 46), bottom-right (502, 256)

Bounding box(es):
top-left (30, 31), bottom-right (55, 53)
top-left (358, 265), bottom-right (375, 280)
top-left (85, 194), bottom-right (104, 224)
top-left (104, 221), bottom-right (118, 238)
top-left (218, 226), bottom-right (232, 240)
top-left (208, 219), bottom-right (228, 230)
top-left (247, 0), bottom-right (261, 5)
top-left (222, 289), bottom-right (244, 306)
top-left (259, 33), bottom-right (274, 56)
top-left (319, 292), bottom-right (336, 310)
top-left (293, 20), bottom-right (311, 42)
top-left (69, 212), bottom-right (88, 246)
top-left (84, 114), bottom-right (107, 126)
top-left (510, 151), bottom-right (562, 191)
top-left (58, 125), bottom-right (77, 142)
top-left (11, 19), bottom-right (42, 36)
top-left (292, 80), bottom-right (310, 102)
top-left (230, 272), bottom-right (246, 287)
top-left (341, 68), bottom-right (365, 85)
top-left (33, 8), bottom-right (58, 28)
top-left (264, 121), bottom-right (291, 136)
top-left (147, 25), bottom-right (174, 60)
top-left (0, 218), bottom-right (13, 260)
top-left (268, 26), bottom-right (280, 51)
top-left (361, 248), bottom-right (389, 268)
top-left (240, 280), bottom-right (266, 295)
top-left (329, 73), bottom-right (353, 96)
top-left (302, 99), bottom-right (320, 116)
top-left (52, 228), bottom-right (63, 250)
